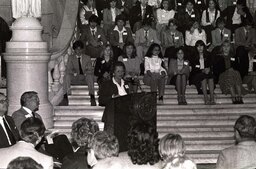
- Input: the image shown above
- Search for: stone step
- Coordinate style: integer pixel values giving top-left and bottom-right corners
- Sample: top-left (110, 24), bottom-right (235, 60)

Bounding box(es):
top-left (186, 152), bottom-right (219, 163)
top-left (67, 96), bottom-right (256, 105)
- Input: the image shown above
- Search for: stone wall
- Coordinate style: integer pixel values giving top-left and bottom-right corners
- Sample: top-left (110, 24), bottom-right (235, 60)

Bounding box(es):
top-left (0, 0), bottom-right (12, 25)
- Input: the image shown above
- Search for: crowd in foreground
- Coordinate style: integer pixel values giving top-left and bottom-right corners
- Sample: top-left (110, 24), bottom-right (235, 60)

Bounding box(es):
top-left (0, 91), bottom-right (256, 169)
top-left (66, 0), bottom-right (256, 107)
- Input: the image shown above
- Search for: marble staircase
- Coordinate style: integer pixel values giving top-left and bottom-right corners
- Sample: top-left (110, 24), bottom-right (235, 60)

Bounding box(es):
top-left (53, 83), bottom-right (256, 164)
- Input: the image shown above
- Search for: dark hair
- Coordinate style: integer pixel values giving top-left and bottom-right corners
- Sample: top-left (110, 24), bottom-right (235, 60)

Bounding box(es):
top-left (185, 0), bottom-right (195, 6)
top-left (142, 18), bottom-right (153, 27)
top-left (243, 18), bottom-right (254, 27)
top-left (112, 61), bottom-right (126, 74)
top-left (216, 17), bottom-right (226, 27)
top-left (20, 118), bottom-right (46, 145)
top-left (122, 42), bottom-right (137, 59)
top-left (115, 14), bottom-right (127, 25)
top-left (73, 40), bottom-right (84, 50)
top-left (20, 91), bottom-right (38, 107)
top-left (206, 0), bottom-right (220, 10)
top-left (88, 14), bottom-right (99, 24)
top-left (188, 20), bottom-right (202, 33)
top-left (220, 40), bottom-right (235, 56)
top-left (234, 115), bottom-right (256, 139)
top-left (160, 0), bottom-right (171, 10)
top-left (168, 18), bottom-right (178, 27)
top-left (175, 47), bottom-right (187, 60)
top-left (127, 122), bottom-right (160, 165)
top-left (107, 0), bottom-right (117, 9)
top-left (195, 40), bottom-right (208, 58)
top-left (145, 43), bottom-right (163, 58)
top-left (7, 157), bottom-right (43, 169)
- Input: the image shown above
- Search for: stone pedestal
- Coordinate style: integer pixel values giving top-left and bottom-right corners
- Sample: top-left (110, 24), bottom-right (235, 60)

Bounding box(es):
top-left (4, 17), bottom-right (53, 128)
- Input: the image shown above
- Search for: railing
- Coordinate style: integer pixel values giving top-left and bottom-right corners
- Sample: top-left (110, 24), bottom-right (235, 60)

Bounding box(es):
top-left (48, 0), bottom-right (80, 106)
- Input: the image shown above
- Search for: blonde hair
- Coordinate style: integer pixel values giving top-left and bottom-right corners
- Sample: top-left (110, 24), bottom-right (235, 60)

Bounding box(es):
top-left (159, 133), bottom-right (186, 168)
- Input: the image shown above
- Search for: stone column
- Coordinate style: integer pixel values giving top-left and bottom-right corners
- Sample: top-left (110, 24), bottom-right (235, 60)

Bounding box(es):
top-left (4, 17), bottom-right (53, 128)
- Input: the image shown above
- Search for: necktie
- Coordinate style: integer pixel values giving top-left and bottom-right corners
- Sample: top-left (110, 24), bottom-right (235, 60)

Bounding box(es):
top-left (32, 112), bottom-right (36, 118)
top-left (220, 30), bottom-right (223, 40)
top-left (172, 34), bottom-right (175, 45)
top-left (3, 118), bottom-right (16, 145)
top-left (92, 30), bottom-right (96, 38)
top-left (245, 31), bottom-right (248, 40)
top-left (78, 57), bottom-right (84, 75)
top-left (145, 30), bottom-right (148, 41)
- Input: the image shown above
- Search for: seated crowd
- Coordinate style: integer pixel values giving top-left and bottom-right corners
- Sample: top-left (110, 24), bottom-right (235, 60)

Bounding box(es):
top-left (67, 0), bottom-right (256, 106)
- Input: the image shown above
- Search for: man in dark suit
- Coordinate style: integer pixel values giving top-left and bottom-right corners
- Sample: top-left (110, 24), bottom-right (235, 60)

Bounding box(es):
top-left (221, 1), bottom-right (253, 34)
top-left (0, 93), bottom-right (20, 148)
top-left (81, 15), bottom-right (107, 58)
top-left (116, 0), bottom-right (133, 17)
top-left (12, 91), bottom-right (41, 131)
top-left (129, 0), bottom-right (154, 33)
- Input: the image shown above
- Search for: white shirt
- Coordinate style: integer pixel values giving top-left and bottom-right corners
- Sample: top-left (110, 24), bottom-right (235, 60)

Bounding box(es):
top-left (144, 56), bottom-right (166, 74)
top-left (232, 7), bottom-right (242, 24)
top-left (0, 116), bottom-right (12, 145)
top-left (148, 0), bottom-right (162, 7)
top-left (112, 78), bottom-right (127, 96)
top-left (90, 27), bottom-right (97, 36)
top-left (113, 26), bottom-right (127, 43)
top-left (185, 29), bottom-right (207, 46)
top-left (22, 106), bottom-right (33, 118)
top-left (186, 8), bottom-right (194, 16)
top-left (111, 8), bottom-right (116, 22)
top-left (201, 9), bottom-right (220, 26)
top-left (156, 9), bottom-right (175, 24)
top-left (199, 57), bottom-right (205, 69)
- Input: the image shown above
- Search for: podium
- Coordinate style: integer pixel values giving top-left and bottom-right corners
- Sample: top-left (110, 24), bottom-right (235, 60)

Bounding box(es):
top-left (113, 92), bottom-right (157, 152)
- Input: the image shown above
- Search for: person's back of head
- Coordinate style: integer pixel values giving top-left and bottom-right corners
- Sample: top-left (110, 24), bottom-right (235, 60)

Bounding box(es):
top-left (20, 118), bottom-right (45, 145)
top-left (7, 157), bottom-right (43, 169)
top-left (127, 122), bottom-right (160, 165)
top-left (159, 133), bottom-right (187, 168)
top-left (20, 91), bottom-right (39, 112)
top-left (234, 115), bottom-right (256, 141)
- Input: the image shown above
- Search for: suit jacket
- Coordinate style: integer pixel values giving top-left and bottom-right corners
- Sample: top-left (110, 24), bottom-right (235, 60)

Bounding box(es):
top-left (80, 26), bottom-right (107, 48)
top-left (116, 0), bottom-right (133, 16)
top-left (129, 3), bottom-right (154, 31)
top-left (12, 107), bottom-right (42, 131)
top-left (94, 57), bottom-right (115, 81)
top-left (168, 58), bottom-right (190, 77)
top-left (221, 5), bottom-right (253, 31)
top-left (235, 27), bottom-right (256, 48)
top-left (0, 115), bottom-right (20, 148)
top-left (0, 141), bottom-right (53, 169)
top-left (135, 28), bottom-right (161, 47)
top-left (216, 141), bottom-right (256, 169)
top-left (211, 28), bottom-right (231, 48)
top-left (109, 26), bottom-right (134, 47)
top-left (103, 8), bottom-right (122, 26)
top-left (66, 54), bottom-right (93, 75)
top-left (160, 29), bottom-right (184, 48)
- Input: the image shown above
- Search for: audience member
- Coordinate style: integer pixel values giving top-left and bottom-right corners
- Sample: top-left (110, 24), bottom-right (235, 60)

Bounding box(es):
top-left (94, 45), bottom-right (115, 88)
top-left (61, 118), bottom-right (99, 169)
top-left (0, 118), bottom-right (53, 169)
top-left (201, 0), bottom-right (220, 43)
top-left (159, 133), bottom-right (197, 169)
top-left (175, 0), bottom-right (201, 34)
top-left (143, 43), bottom-right (166, 104)
top-left (79, 0), bottom-right (98, 26)
top-left (213, 40), bottom-right (244, 104)
top-left (98, 61), bottom-right (129, 133)
top-left (168, 47), bottom-right (190, 105)
top-left (103, 0), bottom-right (122, 39)
top-left (243, 53), bottom-right (256, 93)
top-left (7, 157), bottom-right (43, 169)
top-left (109, 14), bottom-right (134, 60)
top-left (118, 42), bottom-right (141, 93)
top-left (66, 40), bottom-right (96, 106)
top-left (216, 115), bottom-right (256, 169)
top-left (190, 40), bottom-right (215, 104)
top-left (185, 20), bottom-right (207, 47)
top-left (12, 91), bottom-right (41, 131)
top-left (135, 18), bottom-right (161, 62)
top-left (116, 0), bottom-right (133, 17)
top-left (95, 0), bottom-right (108, 21)
top-left (129, 0), bottom-right (154, 32)
top-left (193, 0), bottom-right (206, 15)
top-left (209, 17), bottom-right (231, 52)
top-left (156, 0), bottom-right (175, 36)
top-left (0, 93), bottom-right (20, 148)
top-left (161, 19), bottom-right (184, 60)
top-left (81, 14), bottom-right (107, 58)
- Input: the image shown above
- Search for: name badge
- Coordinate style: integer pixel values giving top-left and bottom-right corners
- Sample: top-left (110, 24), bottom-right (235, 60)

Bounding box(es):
top-left (253, 59), bottom-right (256, 62)
top-left (198, 1), bottom-right (202, 4)
top-left (125, 85), bottom-right (129, 88)
top-left (191, 14), bottom-right (195, 18)
top-left (231, 57), bottom-right (235, 61)
top-left (178, 2), bottom-right (182, 5)
top-left (101, 60), bottom-right (105, 64)
top-left (123, 32), bottom-right (127, 35)
top-left (151, 40), bottom-right (154, 42)
top-left (184, 61), bottom-right (188, 65)
top-left (196, 65), bottom-right (200, 68)
top-left (224, 34), bottom-right (228, 37)
top-left (174, 36), bottom-right (179, 40)
top-left (97, 35), bottom-right (101, 38)
top-left (123, 58), bottom-right (128, 61)
top-left (233, 1), bottom-right (236, 5)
